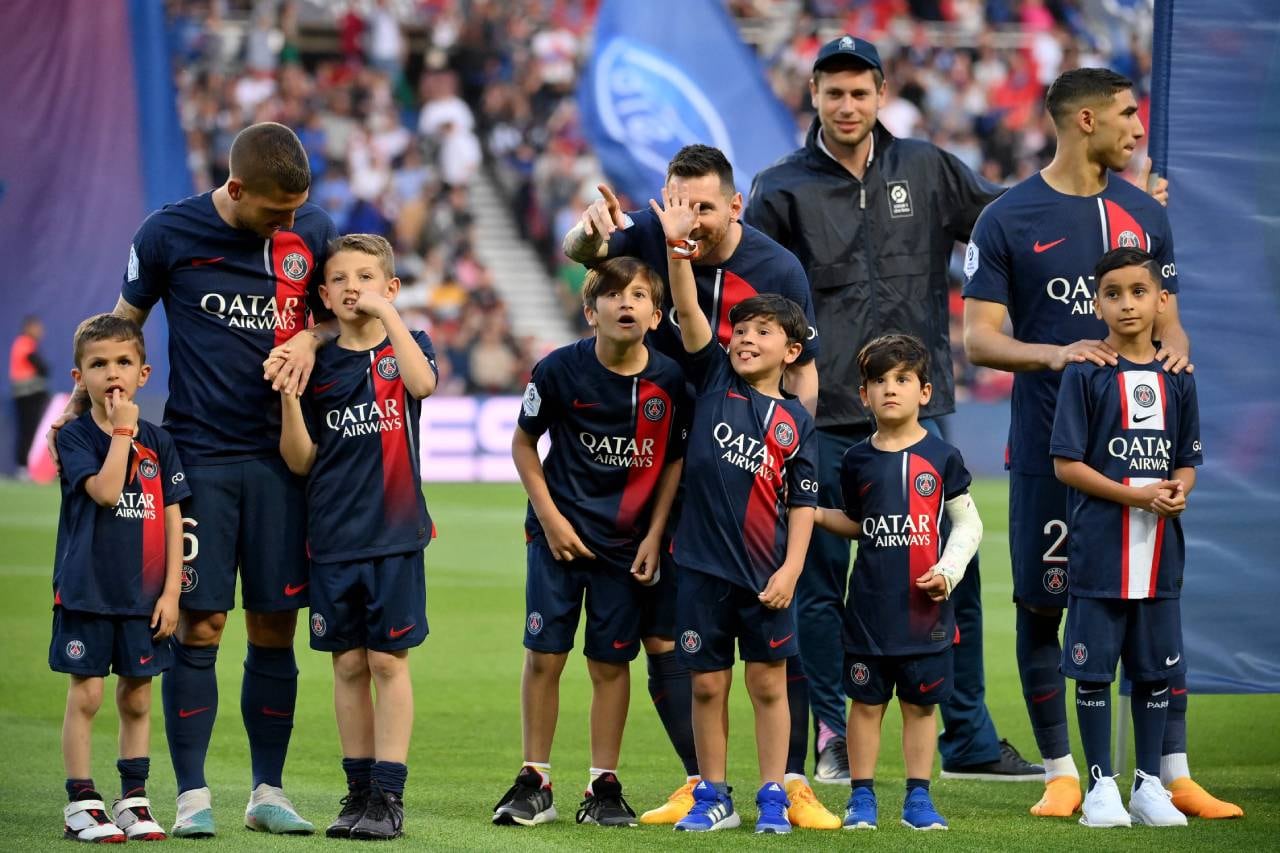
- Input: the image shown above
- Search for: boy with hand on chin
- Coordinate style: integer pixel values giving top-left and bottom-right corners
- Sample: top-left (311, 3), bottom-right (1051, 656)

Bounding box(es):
top-left (280, 234), bottom-right (438, 840)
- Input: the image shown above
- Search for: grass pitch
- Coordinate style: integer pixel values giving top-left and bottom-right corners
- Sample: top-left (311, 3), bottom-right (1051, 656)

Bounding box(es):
top-left (0, 479), bottom-right (1275, 851)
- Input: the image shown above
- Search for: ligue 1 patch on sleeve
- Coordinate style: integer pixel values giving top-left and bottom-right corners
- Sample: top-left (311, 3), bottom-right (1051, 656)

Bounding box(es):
top-left (128, 244), bottom-right (140, 281)
top-left (887, 180), bottom-right (913, 218)
top-left (522, 382), bottom-right (542, 418)
top-left (963, 242), bottom-right (980, 278)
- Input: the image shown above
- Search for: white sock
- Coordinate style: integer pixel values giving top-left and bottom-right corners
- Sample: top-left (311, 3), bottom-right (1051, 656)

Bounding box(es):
top-left (588, 767), bottom-right (616, 794)
top-left (1043, 754), bottom-right (1079, 781)
top-left (783, 773), bottom-right (807, 785)
top-left (523, 761), bottom-right (551, 787)
top-left (1160, 752), bottom-right (1190, 785)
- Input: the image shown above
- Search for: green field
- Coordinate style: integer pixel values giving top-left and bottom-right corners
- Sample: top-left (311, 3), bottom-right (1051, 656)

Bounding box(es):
top-left (1, 479), bottom-right (1275, 851)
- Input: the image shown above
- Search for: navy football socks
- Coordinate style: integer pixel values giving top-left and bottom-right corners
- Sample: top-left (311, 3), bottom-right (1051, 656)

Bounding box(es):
top-left (906, 777), bottom-right (930, 793)
top-left (1075, 681), bottom-right (1112, 787)
top-left (242, 643), bottom-right (298, 789)
top-left (117, 757), bottom-right (149, 798)
top-left (785, 656), bottom-right (809, 776)
top-left (1015, 606), bottom-right (1070, 759)
top-left (372, 761), bottom-right (408, 797)
top-left (1162, 671), bottom-right (1188, 756)
top-left (163, 641), bottom-right (219, 793)
top-left (66, 778), bottom-right (96, 801)
top-left (343, 756), bottom-right (374, 792)
top-left (1130, 681), bottom-right (1170, 787)
top-left (646, 651), bottom-right (699, 777)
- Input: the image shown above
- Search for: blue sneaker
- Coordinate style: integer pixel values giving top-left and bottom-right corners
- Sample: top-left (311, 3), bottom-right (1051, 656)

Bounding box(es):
top-left (673, 781), bottom-right (740, 832)
top-left (754, 782), bottom-right (791, 834)
top-left (843, 786), bottom-right (877, 830)
top-left (900, 787), bottom-right (948, 831)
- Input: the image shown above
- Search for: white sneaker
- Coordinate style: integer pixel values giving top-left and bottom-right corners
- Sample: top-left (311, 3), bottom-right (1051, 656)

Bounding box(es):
top-left (64, 798), bottom-right (126, 843)
top-left (1129, 770), bottom-right (1188, 827)
top-left (245, 783), bottom-right (315, 834)
top-left (1079, 766), bottom-right (1131, 828)
top-left (112, 795), bottom-right (167, 840)
top-left (172, 786), bottom-right (216, 838)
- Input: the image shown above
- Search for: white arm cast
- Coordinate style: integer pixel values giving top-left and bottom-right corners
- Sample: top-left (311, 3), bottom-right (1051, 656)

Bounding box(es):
top-left (933, 492), bottom-right (983, 598)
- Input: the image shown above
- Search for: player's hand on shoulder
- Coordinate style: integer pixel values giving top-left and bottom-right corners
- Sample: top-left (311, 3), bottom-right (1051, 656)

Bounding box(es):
top-left (649, 183), bottom-right (699, 243)
top-left (758, 565), bottom-right (801, 610)
top-left (1052, 339), bottom-right (1118, 371)
top-left (264, 331), bottom-right (320, 396)
top-left (46, 411), bottom-right (77, 469)
top-left (915, 568), bottom-right (950, 602)
top-left (106, 389), bottom-right (139, 433)
top-left (542, 511), bottom-right (597, 562)
top-left (1154, 342), bottom-right (1193, 374)
top-left (152, 592), bottom-right (179, 640)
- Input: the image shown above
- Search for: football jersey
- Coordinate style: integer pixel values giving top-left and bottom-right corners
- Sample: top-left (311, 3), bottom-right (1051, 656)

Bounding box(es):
top-left (839, 433), bottom-right (972, 655)
top-left (607, 209), bottom-right (819, 369)
top-left (962, 173), bottom-right (1178, 475)
top-left (54, 414), bottom-right (191, 616)
top-left (518, 337), bottom-right (688, 569)
top-left (122, 192), bottom-right (339, 463)
top-left (300, 331), bottom-right (437, 563)
top-left (1050, 357), bottom-right (1201, 600)
top-left (674, 341), bottom-right (819, 592)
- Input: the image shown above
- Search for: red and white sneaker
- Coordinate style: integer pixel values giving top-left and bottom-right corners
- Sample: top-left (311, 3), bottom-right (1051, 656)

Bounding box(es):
top-left (113, 795), bottom-right (168, 841)
top-left (64, 797), bottom-right (126, 843)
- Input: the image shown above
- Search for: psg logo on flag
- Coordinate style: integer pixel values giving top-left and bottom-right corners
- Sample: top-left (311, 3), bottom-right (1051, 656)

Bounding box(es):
top-left (681, 630), bottom-right (702, 654)
top-left (773, 422), bottom-right (796, 448)
top-left (281, 252), bottom-right (309, 281)
top-left (1117, 230), bottom-right (1141, 248)
top-left (914, 472), bottom-right (938, 497)
top-left (1134, 384), bottom-right (1157, 408)
top-left (65, 640), bottom-right (86, 660)
top-left (643, 396), bottom-right (666, 422)
top-left (376, 355), bottom-right (399, 380)
top-left (1042, 566), bottom-right (1067, 594)
top-left (1071, 643), bottom-right (1088, 665)
top-left (138, 458), bottom-right (159, 479)
top-left (180, 565), bottom-right (198, 593)
top-left (526, 612), bottom-right (544, 636)
top-left (850, 662), bottom-right (870, 685)
top-left (310, 613), bottom-right (327, 637)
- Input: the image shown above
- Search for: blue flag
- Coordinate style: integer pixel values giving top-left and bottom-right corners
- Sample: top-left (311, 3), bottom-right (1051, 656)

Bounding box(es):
top-left (579, 0), bottom-right (798, 204)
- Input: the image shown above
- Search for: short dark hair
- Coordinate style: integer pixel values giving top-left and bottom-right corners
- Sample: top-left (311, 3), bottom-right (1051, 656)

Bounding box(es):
top-left (858, 333), bottom-right (930, 385)
top-left (327, 233), bottom-right (396, 278)
top-left (666, 145), bottom-right (735, 196)
top-left (1045, 68), bottom-right (1133, 127)
top-left (1093, 247), bottom-right (1161, 288)
top-left (229, 122), bottom-right (311, 194)
top-left (728, 294), bottom-right (808, 345)
top-left (73, 313), bottom-right (146, 367)
top-left (813, 57), bottom-right (885, 90)
top-left (582, 256), bottom-right (665, 309)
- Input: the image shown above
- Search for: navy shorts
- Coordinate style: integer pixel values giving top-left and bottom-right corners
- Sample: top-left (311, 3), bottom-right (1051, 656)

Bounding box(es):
top-left (309, 551), bottom-right (428, 652)
top-left (179, 457), bottom-right (309, 613)
top-left (637, 552), bottom-right (678, 640)
top-left (524, 537), bottom-right (642, 663)
top-left (49, 607), bottom-right (173, 678)
top-left (843, 647), bottom-right (954, 706)
top-left (675, 567), bottom-right (798, 671)
top-left (1061, 595), bottom-right (1185, 683)
top-left (1008, 472), bottom-right (1070, 608)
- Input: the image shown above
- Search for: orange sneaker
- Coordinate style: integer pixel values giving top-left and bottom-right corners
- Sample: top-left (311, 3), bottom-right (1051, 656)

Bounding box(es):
top-left (784, 779), bottom-right (841, 830)
top-left (1168, 777), bottom-right (1244, 819)
top-left (1029, 776), bottom-right (1082, 817)
top-left (639, 778), bottom-right (698, 825)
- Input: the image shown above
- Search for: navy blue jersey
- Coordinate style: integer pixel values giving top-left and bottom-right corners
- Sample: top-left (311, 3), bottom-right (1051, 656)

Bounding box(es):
top-left (518, 338), bottom-right (689, 569)
top-left (962, 174), bottom-right (1178, 475)
top-left (607, 209), bottom-right (819, 369)
top-left (54, 414), bottom-right (190, 616)
top-left (1050, 357), bottom-right (1201, 600)
top-left (122, 192), bottom-right (339, 463)
top-left (839, 433), bottom-right (971, 655)
top-left (300, 331), bottom-right (437, 563)
top-left (674, 341), bottom-right (819, 591)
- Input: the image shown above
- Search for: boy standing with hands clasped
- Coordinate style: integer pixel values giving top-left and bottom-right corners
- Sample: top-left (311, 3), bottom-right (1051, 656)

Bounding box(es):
top-left (53, 314), bottom-right (189, 842)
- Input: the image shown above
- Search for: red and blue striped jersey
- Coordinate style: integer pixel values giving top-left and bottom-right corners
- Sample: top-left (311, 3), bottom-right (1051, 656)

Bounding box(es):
top-left (674, 341), bottom-right (819, 591)
top-left (962, 174), bottom-right (1178, 475)
top-left (54, 414), bottom-right (190, 615)
top-left (1050, 357), bottom-right (1202, 599)
top-left (840, 434), bottom-right (971, 655)
top-left (300, 331), bottom-right (437, 563)
top-left (122, 192), bottom-right (339, 463)
top-left (518, 338), bottom-right (688, 569)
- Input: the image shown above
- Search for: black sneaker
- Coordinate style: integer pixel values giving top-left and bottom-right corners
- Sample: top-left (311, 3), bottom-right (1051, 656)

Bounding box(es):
top-left (940, 738), bottom-right (1046, 782)
top-left (349, 783), bottom-right (404, 840)
top-left (325, 786), bottom-right (370, 838)
top-left (492, 767), bottom-right (557, 826)
top-left (575, 773), bottom-right (637, 827)
top-left (814, 736), bottom-right (851, 784)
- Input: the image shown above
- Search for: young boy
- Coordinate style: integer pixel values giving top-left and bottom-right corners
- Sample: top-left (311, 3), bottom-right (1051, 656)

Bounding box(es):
top-left (493, 255), bottom-right (687, 828)
top-left (52, 314), bottom-right (188, 842)
top-left (279, 234), bottom-right (438, 840)
top-left (1050, 247), bottom-right (1198, 829)
top-left (651, 185), bottom-right (818, 834)
top-left (812, 334), bottom-right (983, 831)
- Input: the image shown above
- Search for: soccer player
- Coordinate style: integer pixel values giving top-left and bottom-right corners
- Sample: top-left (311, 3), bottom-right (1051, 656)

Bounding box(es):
top-left (813, 334), bottom-right (983, 831)
top-left (51, 122), bottom-right (338, 835)
top-left (1050, 248), bottom-right (1197, 828)
top-left (52, 315), bottom-right (188, 842)
top-left (964, 68), bottom-right (1239, 818)
top-left (280, 234), bottom-right (437, 840)
top-left (492, 256), bottom-right (687, 829)
top-left (652, 185), bottom-right (819, 834)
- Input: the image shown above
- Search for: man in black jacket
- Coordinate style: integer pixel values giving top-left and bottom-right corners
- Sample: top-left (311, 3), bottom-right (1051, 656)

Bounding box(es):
top-left (746, 35), bottom-right (1041, 789)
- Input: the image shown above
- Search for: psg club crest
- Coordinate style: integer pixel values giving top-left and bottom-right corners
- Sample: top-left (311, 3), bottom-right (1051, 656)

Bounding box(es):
top-left (643, 396), bottom-right (666, 422)
top-left (850, 662), bottom-right (870, 686)
top-left (281, 252), bottom-right (309, 281)
top-left (310, 613), bottom-right (327, 637)
top-left (1042, 567), bottom-right (1067, 594)
top-left (1133, 384), bottom-right (1156, 408)
top-left (527, 612), bottom-right (544, 636)
top-left (680, 630), bottom-right (702, 654)
top-left (180, 565), bottom-right (198, 593)
top-left (1117, 230), bottom-right (1141, 249)
top-left (65, 640), bottom-right (86, 660)
top-left (914, 472), bottom-right (938, 497)
top-left (376, 355), bottom-right (399, 380)
top-left (773, 422), bottom-right (796, 448)
top-left (137, 458), bottom-right (159, 480)
top-left (1071, 643), bottom-right (1088, 665)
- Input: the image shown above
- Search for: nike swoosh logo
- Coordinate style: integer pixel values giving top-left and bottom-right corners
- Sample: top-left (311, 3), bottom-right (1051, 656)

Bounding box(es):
top-left (919, 677), bottom-right (945, 693)
top-left (284, 582), bottom-right (308, 596)
top-left (727, 391), bottom-right (749, 400)
top-left (1078, 687), bottom-right (1106, 695)
top-left (612, 639), bottom-right (633, 649)
top-left (1150, 687), bottom-right (1170, 696)
top-left (572, 399), bottom-right (600, 409)
top-left (1031, 689), bottom-right (1060, 703)
top-left (189, 256), bottom-right (224, 267)
top-left (389, 624), bottom-right (415, 639)
top-left (1171, 687), bottom-right (1188, 695)
top-left (1165, 654), bottom-right (1181, 666)
top-left (178, 706), bottom-right (211, 718)
top-left (1134, 413), bottom-right (1157, 423)
top-left (769, 634), bottom-right (794, 649)
top-left (138, 655), bottom-right (154, 665)
top-left (312, 380), bottom-right (338, 394)
top-left (859, 481), bottom-right (873, 496)
top-left (261, 707), bottom-right (293, 718)
top-left (1033, 238), bottom-right (1066, 253)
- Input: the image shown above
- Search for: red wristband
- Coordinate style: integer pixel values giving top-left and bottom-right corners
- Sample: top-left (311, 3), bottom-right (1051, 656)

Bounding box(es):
top-left (113, 427), bottom-right (134, 437)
